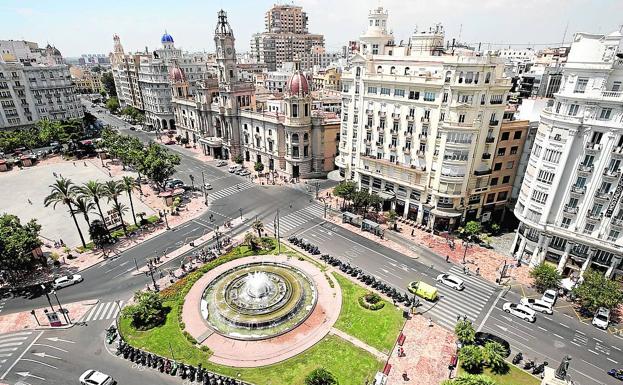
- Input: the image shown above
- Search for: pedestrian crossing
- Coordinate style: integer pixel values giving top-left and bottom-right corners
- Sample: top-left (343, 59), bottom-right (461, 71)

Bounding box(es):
top-left (208, 182), bottom-right (255, 202)
top-left (0, 331), bottom-right (32, 370)
top-left (266, 204), bottom-right (325, 235)
top-left (420, 265), bottom-right (497, 330)
top-left (80, 300), bottom-right (124, 323)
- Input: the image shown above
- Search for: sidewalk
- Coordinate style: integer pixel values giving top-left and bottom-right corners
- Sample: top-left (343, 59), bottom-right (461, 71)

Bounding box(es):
top-left (0, 298), bottom-right (97, 334)
top-left (329, 327), bottom-right (388, 361)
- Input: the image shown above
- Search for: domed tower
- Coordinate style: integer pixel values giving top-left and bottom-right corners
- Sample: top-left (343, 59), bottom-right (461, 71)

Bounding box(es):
top-left (113, 34), bottom-right (124, 54)
top-left (169, 61), bottom-right (189, 98)
top-left (284, 70), bottom-right (312, 124)
top-left (45, 44), bottom-right (63, 65)
top-left (214, 10), bottom-right (238, 86)
top-left (161, 31), bottom-right (175, 50)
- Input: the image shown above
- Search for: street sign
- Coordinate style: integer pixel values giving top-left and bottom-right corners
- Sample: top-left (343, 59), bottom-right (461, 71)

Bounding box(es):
top-left (45, 311), bottom-right (62, 327)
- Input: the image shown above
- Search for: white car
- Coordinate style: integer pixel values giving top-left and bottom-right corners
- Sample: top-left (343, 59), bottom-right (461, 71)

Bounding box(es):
top-left (520, 297), bottom-right (553, 314)
top-left (502, 302), bottom-right (536, 322)
top-left (203, 183), bottom-right (213, 190)
top-left (52, 274), bottom-right (83, 289)
top-left (216, 160), bottom-right (227, 167)
top-left (79, 369), bottom-right (115, 385)
top-left (228, 165), bottom-right (241, 173)
top-left (541, 289), bottom-right (558, 306)
top-left (238, 169), bottom-right (251, 176)
top-left (592, 307), bottom-right (610, 329)
top-left (435, 273), bottom-right (464, 290)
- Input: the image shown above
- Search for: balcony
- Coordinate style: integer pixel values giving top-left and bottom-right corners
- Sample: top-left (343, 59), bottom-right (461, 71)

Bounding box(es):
top-left (418, 133), bottom-right (427, 140)
top-left (389, 145), bottom-right (397, 152)
top-left (613, 146), bottom-right (623, 159)
top-left (392, 113), bottom-right (400, 120)
top-left (485, 136), bottom-right (495, 143)
top-left (603, 168), bottom-right (621, 179)
top-left (577, 163), bottom-right (594, 174)
top-left (437, 202), bottom-right (454, 209)
top-left (571, 185), bottom-right (586, 195)
top-left (481, 153), bottom-right (491, 160)
top-left (416, 150), bottom-right (425, 157)
top-left (403, 147), bottom-right (411, 155)
top-left (376, 141), bottom-right (384, 148)
top-left (488, 120), bottom-right (499, 126)
top-left (585, 142), bottom-right (602, 152)
top-left (611, 217), bottom-right (623, 228)
top-left (595, 190), bottom-right (613, 201)
top-left (390, 129), bottom-right (399, 136)
top-left (378, 111), bottom-right (386, 117)
top-left (406, 115), bottom-right (415, 122)
top-left (602, 90), bottom-right (623, 100)
top-left (366, 109), bottom-right (374, 116)
top-left (563, 205), bottom-right (579, 214)
top-left (587, 211), bottom-right (603, 220)
top-left (404, 131), bottom-right (413, 138)
top-left (421, 117), bottom-right (430, 124)
top-left (474, 168), bottom-right (492, 176)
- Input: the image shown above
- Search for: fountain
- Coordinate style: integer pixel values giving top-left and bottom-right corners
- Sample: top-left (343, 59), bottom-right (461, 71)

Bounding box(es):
top-left (201, 262), bottom-right (317, 340)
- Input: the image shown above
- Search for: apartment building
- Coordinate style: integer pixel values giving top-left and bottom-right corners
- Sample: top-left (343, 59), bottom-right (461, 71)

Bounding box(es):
top-left (250, 4), bottom-right (324, 71)
top-left (172, 10), bottom-right (340, 179)
top-left (336, 7), bottom-right (511, 231)
top-left (70, 67), bottom-right (104, 93)
top-left (0, 42), bottom-right (82, 129)
top-left (511, 30), bottom-right (623, 281)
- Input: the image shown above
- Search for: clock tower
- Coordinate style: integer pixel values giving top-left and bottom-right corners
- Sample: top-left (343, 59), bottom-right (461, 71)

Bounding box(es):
top-left (214, 10), bottom-right (238, 86)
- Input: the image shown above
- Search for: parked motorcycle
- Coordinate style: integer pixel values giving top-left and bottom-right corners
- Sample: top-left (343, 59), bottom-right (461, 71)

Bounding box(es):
top-left (523, 359), bottom-right (535, 370)
top-left (512, 352), bottom-right (523, 365)
top-left (608, 369), bottom-right (623, 381)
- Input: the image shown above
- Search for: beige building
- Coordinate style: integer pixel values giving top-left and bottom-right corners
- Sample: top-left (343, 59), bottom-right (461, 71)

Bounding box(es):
top-left (336, 7), bottom-right (512, 231)
top-left (70, 67), bottom-right (103, 93)
top-left (312, 67), bottom-right (341, 91)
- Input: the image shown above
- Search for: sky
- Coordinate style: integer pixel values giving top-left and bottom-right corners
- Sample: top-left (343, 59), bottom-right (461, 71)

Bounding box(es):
top-left (1, 0), bottom-right (622, 57)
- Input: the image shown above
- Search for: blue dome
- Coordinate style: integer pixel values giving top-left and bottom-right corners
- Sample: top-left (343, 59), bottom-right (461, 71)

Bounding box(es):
top-left (161, 31), bottom-right (174, 43)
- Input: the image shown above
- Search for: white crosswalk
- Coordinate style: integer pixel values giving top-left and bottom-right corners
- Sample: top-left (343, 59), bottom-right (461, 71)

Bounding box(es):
top-left (207, 182), bottom-right (255, 201)
top-left (266, 204), bottom-right (325, 235)
top-left (420, 265), bottom-right (497, 330)
top-left (81, 300), bottom-right (124, 323)
top-left (0, 331), bottom-right (32, 370)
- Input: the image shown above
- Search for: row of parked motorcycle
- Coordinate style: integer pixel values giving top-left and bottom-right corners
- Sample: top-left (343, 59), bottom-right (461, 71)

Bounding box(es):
top-left (288, 236), bottom-right (320, 255)
top-left (112, 331), bottom-right (245, 384)
top-left (319, 254), bottom-right (418, 307)
top-left (512, 352), bottom-right (548, 376)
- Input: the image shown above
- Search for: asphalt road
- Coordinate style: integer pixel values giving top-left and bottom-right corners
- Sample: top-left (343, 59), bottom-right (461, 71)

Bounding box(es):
top-left (2, 101), bottom-right (619, 385)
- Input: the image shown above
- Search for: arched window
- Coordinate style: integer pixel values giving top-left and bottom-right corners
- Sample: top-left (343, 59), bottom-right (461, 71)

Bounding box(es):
top-left (292, 133), bottom-right (299, 143)
top-left (304, 133), bottom-right (309, 141)
top-left (390, 66), bottom-right (396, 75)
top-left (404, 67), bottom-right (410, 75)
top-left (445, 71), bottom-right (452, 83)
top-left (377, 66), bottom-right (383, 74)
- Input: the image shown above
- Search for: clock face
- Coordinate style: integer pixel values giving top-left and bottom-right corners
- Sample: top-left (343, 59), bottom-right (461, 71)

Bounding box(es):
top-left (226, 47), bottom-right (233, 56)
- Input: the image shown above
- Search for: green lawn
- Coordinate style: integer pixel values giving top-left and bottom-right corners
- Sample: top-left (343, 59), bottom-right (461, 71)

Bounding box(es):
top-left (457, 365), bottom-right (540, 385)
top-left (118, 239), bottom-right (383, 385)
top-left (332, 272), bottom-right (405, 353)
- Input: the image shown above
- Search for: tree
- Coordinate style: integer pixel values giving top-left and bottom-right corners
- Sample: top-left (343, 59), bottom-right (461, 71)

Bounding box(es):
top-left (141, 143), bottom-right (180, 190)
top-left (351, 190), bottom-right (370, 213)
top-left (244, 232), bottom-right (259, 251)
top-left (123, 290), bottom-right (166, 330)
top-left (463, 221), bottom-right (482, 238)
top-left (333, 181), bottom-right (356, 208)
top-left (251, 219), bottom-right (264, 237)
top-left (89, 219), bottom-right (111, 249)
top-left (367, 193), bottom-right (383, 213)
top-left (459, 345), bottom-right (483, 373)
top-left (105, 96), bottom-right (120, 113)
top-left (454, 319), bottom-right (475, 344)
top-left (0, 214), bottom-right (43, 281)
top-left (72, 195), bottom-right (95, 226)
top-left (254, 162), bottom-right (265, 173)
top-left (304, 368), bottom-right (337, 385)
top-left (102, 180), bottom-right (127, 235)
top-left (44, 177), bottom-right (86, 248)
top-left (79, 181), bottom-right (109, 235)
top-left (573, 269), bottom-right (623, 312)
top-left (233, 154), bottom-right (243, 164)
top-left (121, 176), bottom-right (139, 226)
top-left (529, 262), bottom-right (562, 293)
top-left (101, 72), bottom-right (117, 97)
top-left (441, 373), bottom-right (496, 385)
top-left (483, 341), bottom-right (508, 373)
top-left (386, 210), bottom-right (398, 230)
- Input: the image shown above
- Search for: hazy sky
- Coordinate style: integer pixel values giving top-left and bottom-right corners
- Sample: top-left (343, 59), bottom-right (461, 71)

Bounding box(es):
top-left (1, 0), bottom-right (622, 57)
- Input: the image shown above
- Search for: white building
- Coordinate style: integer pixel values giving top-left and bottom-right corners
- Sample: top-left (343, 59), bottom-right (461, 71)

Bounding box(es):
top-left (511, 30), bottom-right (623, 280)
top-left (0, 42), bottom-right (82, 129)
top-left (336, 7), bottom-right (511, 231)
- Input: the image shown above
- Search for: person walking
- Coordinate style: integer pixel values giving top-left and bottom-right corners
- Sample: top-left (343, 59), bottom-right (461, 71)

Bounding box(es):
top-left (446, 255), bottom-right (450, 263)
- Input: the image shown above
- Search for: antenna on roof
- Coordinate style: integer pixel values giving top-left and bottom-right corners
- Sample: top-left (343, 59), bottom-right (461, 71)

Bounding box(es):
top-left (561, 21), bottom-right (569, 47)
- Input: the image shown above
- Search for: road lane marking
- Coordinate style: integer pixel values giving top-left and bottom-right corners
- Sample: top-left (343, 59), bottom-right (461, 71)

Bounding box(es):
top-left (570, 341), bottom-right (581, 347)
top-left (0, 331), bottom-right (43, 379)
top-left (32, 344), bottom-right (67, 353)
top-left (553, 333), bottom-right (563, 339)
top-left (575, 330), bottom-right (585, 335)
top-left (612, 346), bottom-right (621, 351)
top-left (562, 313), bottom-right (573, 319)
top-left (537, 326), bottom-right (547, 332)
top-left (477, 290), bottom-right (504, 332)
top-left (592, 337), bottom-right (602, 342)
top-left (608, 357), bottom-right (618, 364)
top-left (558, 323), bottom-right (569, 328)
top-left (19, 358), bottom-right (57, 369)
top-left (588, 349), bottom-right (599, 356)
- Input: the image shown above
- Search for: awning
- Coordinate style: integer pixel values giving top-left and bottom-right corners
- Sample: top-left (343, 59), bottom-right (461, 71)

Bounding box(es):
top-left (431, 208), bottom-right (462, 217)
top-left (376, 191), bottom-right (394, 200)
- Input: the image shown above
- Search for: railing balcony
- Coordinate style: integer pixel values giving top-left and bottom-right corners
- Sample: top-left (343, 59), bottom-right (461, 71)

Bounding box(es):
top-left (611, 217), bottom-right (623, 228)
top-left (485, 136), bottom-right (495, 143)
top-left (595, 191), bottom-right (613, 200)
top-left (365, 125), bottom-right (372, 131)
top-left (404, 131), bottom-right (413, 138)
top-left (489, 120), bottom-right (499, 126)
top-left (416, 150), bottom-right (425, 157)
top-left (571, 185), bottom-right (586, 194)
top-left (603, 168), bottom-right (621, 179)
top-left (585, 142), bottom-right (602, 152)
top-left (364, 139), bottom-right (372, 145)
top-left (474, 168), bottom-right (492, 176)
top-left (421, 117), bottom-right (430, 124)
top-left (406, 115), bottom-right (415, 122)
top-left (392, 113), bottom-right (400, 120)
top-left (403, 147), bottom-right (411, 155)
top-left (378, 111), bottom-right (386, 117)
top-left (437, 202), bottom-right (454, 209)
top-left (376, 141), bottom-right (384, 148)
top-left (602, 90), bottom-right (623, 99)
top-left (578, 164), bottom-right (594, 173)
top-left (418, 133), bottom-right (427, 140)
top-left (587, 211), bottom-right (604, 220)
top-left (612, 146), bottom-right (623, 158)
top-left (389, 145), bottom-right (397, 151)
top-left (563, 205), bottom-right (579, 214)
top-left (366, 109), bottom-right (374, 116)
top-left (390, 129), bottom-right (399, 135)
top-left (481, 153), bottom-right (491, 160)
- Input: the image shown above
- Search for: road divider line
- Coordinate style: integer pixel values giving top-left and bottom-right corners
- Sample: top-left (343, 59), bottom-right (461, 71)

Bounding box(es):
top-left (477, 290), bottom-right (504, 333)
top-left (558, 322), bottom-right (569, 329)
top-left (553, 333), bottom-right (563, 339)
top-left (607, 357), bottom-right (618, 364)
top-left (588, 349), bottom-right (599, 356)
top-left (0, 331), bottom-right (42, 379)
top-left (19, 358), bottom-right (57, 369)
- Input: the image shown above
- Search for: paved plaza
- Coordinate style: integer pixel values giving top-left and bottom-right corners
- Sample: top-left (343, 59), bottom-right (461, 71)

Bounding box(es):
top-left (0, 159), bottom-right (155, 247)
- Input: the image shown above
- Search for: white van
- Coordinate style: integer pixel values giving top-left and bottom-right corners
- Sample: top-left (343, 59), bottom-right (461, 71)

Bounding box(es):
top-left (229, 164), bottom-right (242, 173)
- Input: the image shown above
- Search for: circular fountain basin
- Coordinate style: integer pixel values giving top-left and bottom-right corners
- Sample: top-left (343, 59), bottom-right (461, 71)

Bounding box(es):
top-left (202, 262), bottom-right (317, 340)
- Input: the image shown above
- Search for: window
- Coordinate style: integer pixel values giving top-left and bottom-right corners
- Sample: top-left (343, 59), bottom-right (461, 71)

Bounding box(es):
top-left (458, 114), bottom-right (466, 123)
top-left (574, 78), bottom-right (588, 93)
top-left (394, 89), bottom-right (405, 97)
top-left (600, 108), bottom-right (612, 120)
top-left (379, 118), bottom-right (385, 128)
top-left (506, 161), bottom-right (514, 169)
top-left (544, 149), bottom-right (562, 163)
top-left (486, 194), bottom-right (495, 204)
top-left (488, 177), bottom-right (498, 187)
top-left (608, 230), bottom-right (620, 242)
top-left (568, 197), bottom-right (579, 208)
top-left (501, 132), bottom-right (509, 141)
top-left (390, 66), bottom-right (396, 75)
top-left (497, 148), bottom-right (506, 156)
top-left (380, 87), bottom-right (391, 95)
top-left (561, 217), bottom-right (571, 229)
top-left (376, 66), bottom-right (382, 74)
top-left (409, 91), bottom-right (419, 100)
top-left (485, 72), bottom-right (491, 84)
top-left (494, 162), bottom-right (502, 171)
top-left (513, 131), bottom-right (522, 140)
top-left (531, 190), bottom-right (548, 204)
top-left (537, 169), bottom-right (555, 184)
top-left (533, 144), bottom-right (542, 157)
top-left (584, 223), bottom-right (595, 234)
top-left (568, 104), bottom-right (579, 116)
top-left (490, 94), bottom-right (503, 104)
top-left (497, 191), bottom-right (508, 201)
top-left (555, 102), bottom-right (561, 113)
top-left (503, 175), bottom-right (511, 184)
top-left (368, 86), bottom-right (377, 94)
top-left (423, 92), bottom-right (435, 102)
top-left (509, 146), bottom-right (518, 155)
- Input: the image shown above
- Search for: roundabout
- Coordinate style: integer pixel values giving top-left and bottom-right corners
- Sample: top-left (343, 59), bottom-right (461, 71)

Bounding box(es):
top-left (182, 254), bottom-right (341, 367)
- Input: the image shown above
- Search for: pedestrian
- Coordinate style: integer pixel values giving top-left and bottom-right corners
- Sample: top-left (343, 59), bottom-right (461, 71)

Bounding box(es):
top-left (402, 370), bottom-right (408, 381)
top-left (60, 239), bottom-right (64, 246)
top-left (73, 161), bottom-right (76, 167)
top-left (428, 317), bottom-right (433, 327)
top-left (411, 229), bottom-right (414, 236)
top-left (446, 255), bottom-right (450, 263)
top-left (476, 267), bottom-right (480, 276)
top-left (463, 265), bottom-right (467, 274)
top-left (27, 198), bottom-right (32, 205)
top-left (83, 161), bottom-right (87, 166)
top-left (457, 314), bottom-right (461, 322)
top-left (52, 171), bottom-right (57, 178)
top-left (108, 171), bottom-right (112, 177)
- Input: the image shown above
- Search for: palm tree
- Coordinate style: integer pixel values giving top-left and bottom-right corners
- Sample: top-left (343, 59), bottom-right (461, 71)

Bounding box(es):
top-left (251, 219), bottom-right (264, 237)
top-left (458, 345), bottom-right (483, 373)
top-left (111, 201), bottom-right (129, 234)
top-left (79, 180), bottom-right (109, 234)
top-left (121, 176), bottom-right (139, 226)
top-left (73, 196), bottom-right (95, 226)
top-left (102, 180), bottom-right (127, 235)
top-left (244, 232), bottom-right (259, 251)
top-left (483, 341), bottom-right (508, 373)
top-left (44, 177), bottom-right (86, 248)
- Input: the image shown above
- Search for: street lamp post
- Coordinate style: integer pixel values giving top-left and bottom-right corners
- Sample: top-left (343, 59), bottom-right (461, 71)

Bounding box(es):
top-left (147, 263), bottom-right (159, 292)
top-left (159, 210), bottom-right (170, 230)
top-left (239, 208), bottom-right (243, 220)
top-left (41, 284), bottom-right (55, 312)
top-left (214, 226), bottom-right (221, 253)
top-left (51, 290), bottom-right (71, 324)
top-left (201, 171), bottom-right (208, 205)
top-left (189, 174), bottom-right (195, 190)
top-left (462, 237), bottom-right (471, 264)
